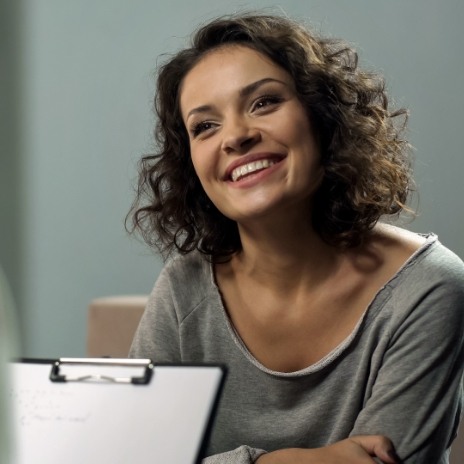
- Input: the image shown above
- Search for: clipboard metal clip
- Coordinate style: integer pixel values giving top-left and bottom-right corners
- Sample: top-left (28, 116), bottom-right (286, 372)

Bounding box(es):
top-left (50, 358), bottom-right (154, 385)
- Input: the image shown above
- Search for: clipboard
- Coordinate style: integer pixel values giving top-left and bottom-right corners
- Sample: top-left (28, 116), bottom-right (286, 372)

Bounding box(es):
top-left (9, 358), bottom-right (226, 464)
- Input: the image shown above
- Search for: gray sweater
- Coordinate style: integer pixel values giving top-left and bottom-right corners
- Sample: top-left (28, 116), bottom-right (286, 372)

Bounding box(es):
top-left (130, 234), bottom-right (464, 464)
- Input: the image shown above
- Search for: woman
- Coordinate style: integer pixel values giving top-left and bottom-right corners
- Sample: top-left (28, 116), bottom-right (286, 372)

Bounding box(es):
top-left (128, 13), bottom-right (464, 464)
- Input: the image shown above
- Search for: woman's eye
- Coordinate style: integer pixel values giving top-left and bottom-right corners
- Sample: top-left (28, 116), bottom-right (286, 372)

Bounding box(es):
top-left (252, 95), bottom-right (283, 112)
top-left (191, 121), bottom-right (215, 138)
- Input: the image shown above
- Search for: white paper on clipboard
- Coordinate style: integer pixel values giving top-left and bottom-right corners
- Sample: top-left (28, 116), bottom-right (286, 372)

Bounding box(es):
top-left (9, 358), bottom-right (225, 464)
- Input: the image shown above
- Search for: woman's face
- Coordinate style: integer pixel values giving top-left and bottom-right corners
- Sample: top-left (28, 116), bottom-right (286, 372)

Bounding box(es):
top-left (180, 45), bottom-right (323, 224)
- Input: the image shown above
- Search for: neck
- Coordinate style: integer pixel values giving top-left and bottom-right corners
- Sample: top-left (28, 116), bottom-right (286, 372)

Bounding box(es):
top-left (233, 213), bottom-right (340, 290)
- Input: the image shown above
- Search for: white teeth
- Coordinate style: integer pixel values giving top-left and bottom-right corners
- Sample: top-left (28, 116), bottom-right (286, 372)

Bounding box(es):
top-left (231, 159), bottom-right (276, 182)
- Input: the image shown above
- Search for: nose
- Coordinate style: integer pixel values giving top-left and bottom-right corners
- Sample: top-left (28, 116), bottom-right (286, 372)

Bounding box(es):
top-left (221, 117), bottom-right (261, 154)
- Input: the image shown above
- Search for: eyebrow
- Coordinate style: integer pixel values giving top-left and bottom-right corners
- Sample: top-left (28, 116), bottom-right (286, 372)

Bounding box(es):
top-left (185, 77), bottom-right (287, 119)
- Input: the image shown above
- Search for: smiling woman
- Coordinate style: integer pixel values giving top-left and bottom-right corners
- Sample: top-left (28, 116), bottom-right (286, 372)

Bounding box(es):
top-left (127, 12), bottom-right (464, 464)
top-left (180, 45), bottom-right (323, 226)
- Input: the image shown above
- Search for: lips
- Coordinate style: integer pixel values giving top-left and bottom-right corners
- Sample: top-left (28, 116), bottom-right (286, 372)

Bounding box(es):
top-left (231, 159), bottom-right (278, 182)
top-left (225, 154), bottom-right (285, 182)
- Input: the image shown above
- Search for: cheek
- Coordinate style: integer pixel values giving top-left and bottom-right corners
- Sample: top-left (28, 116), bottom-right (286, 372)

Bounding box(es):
top-left (279, 110), bottom-right (316, 147)
top-left (190, 149), bottom-right (206, 179)
top-left (190, 143), bottom-right (219, 181)
top-left (190, 152), bottom-right (216, 201)
top-left (190, 155), bottom-right (200, 176)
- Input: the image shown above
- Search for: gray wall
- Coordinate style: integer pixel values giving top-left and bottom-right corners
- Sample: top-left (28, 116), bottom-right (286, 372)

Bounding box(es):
top-left (1, 0), bottom-right (463, 358)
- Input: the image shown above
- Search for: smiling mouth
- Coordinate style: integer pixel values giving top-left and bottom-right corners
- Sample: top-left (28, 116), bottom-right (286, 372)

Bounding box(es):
top-left (230, 159), bottom-right (279, 182)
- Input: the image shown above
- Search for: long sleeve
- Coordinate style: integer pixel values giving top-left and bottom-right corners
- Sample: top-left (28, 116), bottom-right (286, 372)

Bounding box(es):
top-left (202, 446), bottom-right (266, 464)
top-left (350, 249), bottom-right (464, 463)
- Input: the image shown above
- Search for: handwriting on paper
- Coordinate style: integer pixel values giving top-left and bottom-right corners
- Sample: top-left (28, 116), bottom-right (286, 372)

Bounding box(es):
top-left (10, 387), bottom-right (92, 427)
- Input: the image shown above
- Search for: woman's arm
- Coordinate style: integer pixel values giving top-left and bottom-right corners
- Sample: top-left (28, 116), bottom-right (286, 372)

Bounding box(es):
top-left (349, 265), bottom-right (464, 463)
top-left (201, 436), bottom-right (400, 464)
top-left (256, 436), bottom-right (401, 464)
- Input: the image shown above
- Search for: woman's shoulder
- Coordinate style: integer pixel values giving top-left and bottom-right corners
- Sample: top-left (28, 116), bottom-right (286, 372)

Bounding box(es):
top-left (383, 228), bottom-right (464, 322)
top-left (158, 251), bottom-right (212, 287)
top-left (393, 229), bottom-right (464, 284)
top-left (366, 225), bottom-right (464, 311)
top-left (361, 227), bottom-right (464, 340)
top-left (374, 224), bottom-right (464, 280)
top-left (155, 251), bottom-right (216, 309)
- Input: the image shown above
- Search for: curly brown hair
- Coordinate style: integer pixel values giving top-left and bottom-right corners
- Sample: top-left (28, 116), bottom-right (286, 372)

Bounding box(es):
top-left (127, 13), bottom-right (414, 260)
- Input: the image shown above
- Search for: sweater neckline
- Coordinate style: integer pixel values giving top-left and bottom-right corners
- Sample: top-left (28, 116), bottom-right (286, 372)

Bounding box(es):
top-left (209, 233), bottom-right (438, 377)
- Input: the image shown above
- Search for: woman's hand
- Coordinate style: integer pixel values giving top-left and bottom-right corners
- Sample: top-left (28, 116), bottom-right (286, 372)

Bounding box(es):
top-left (255, 435), bottom-right (401, 463)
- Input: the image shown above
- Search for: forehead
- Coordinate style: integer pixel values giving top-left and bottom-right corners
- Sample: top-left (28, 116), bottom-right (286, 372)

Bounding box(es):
top-left (179, 45), bottom-right (293, 115)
